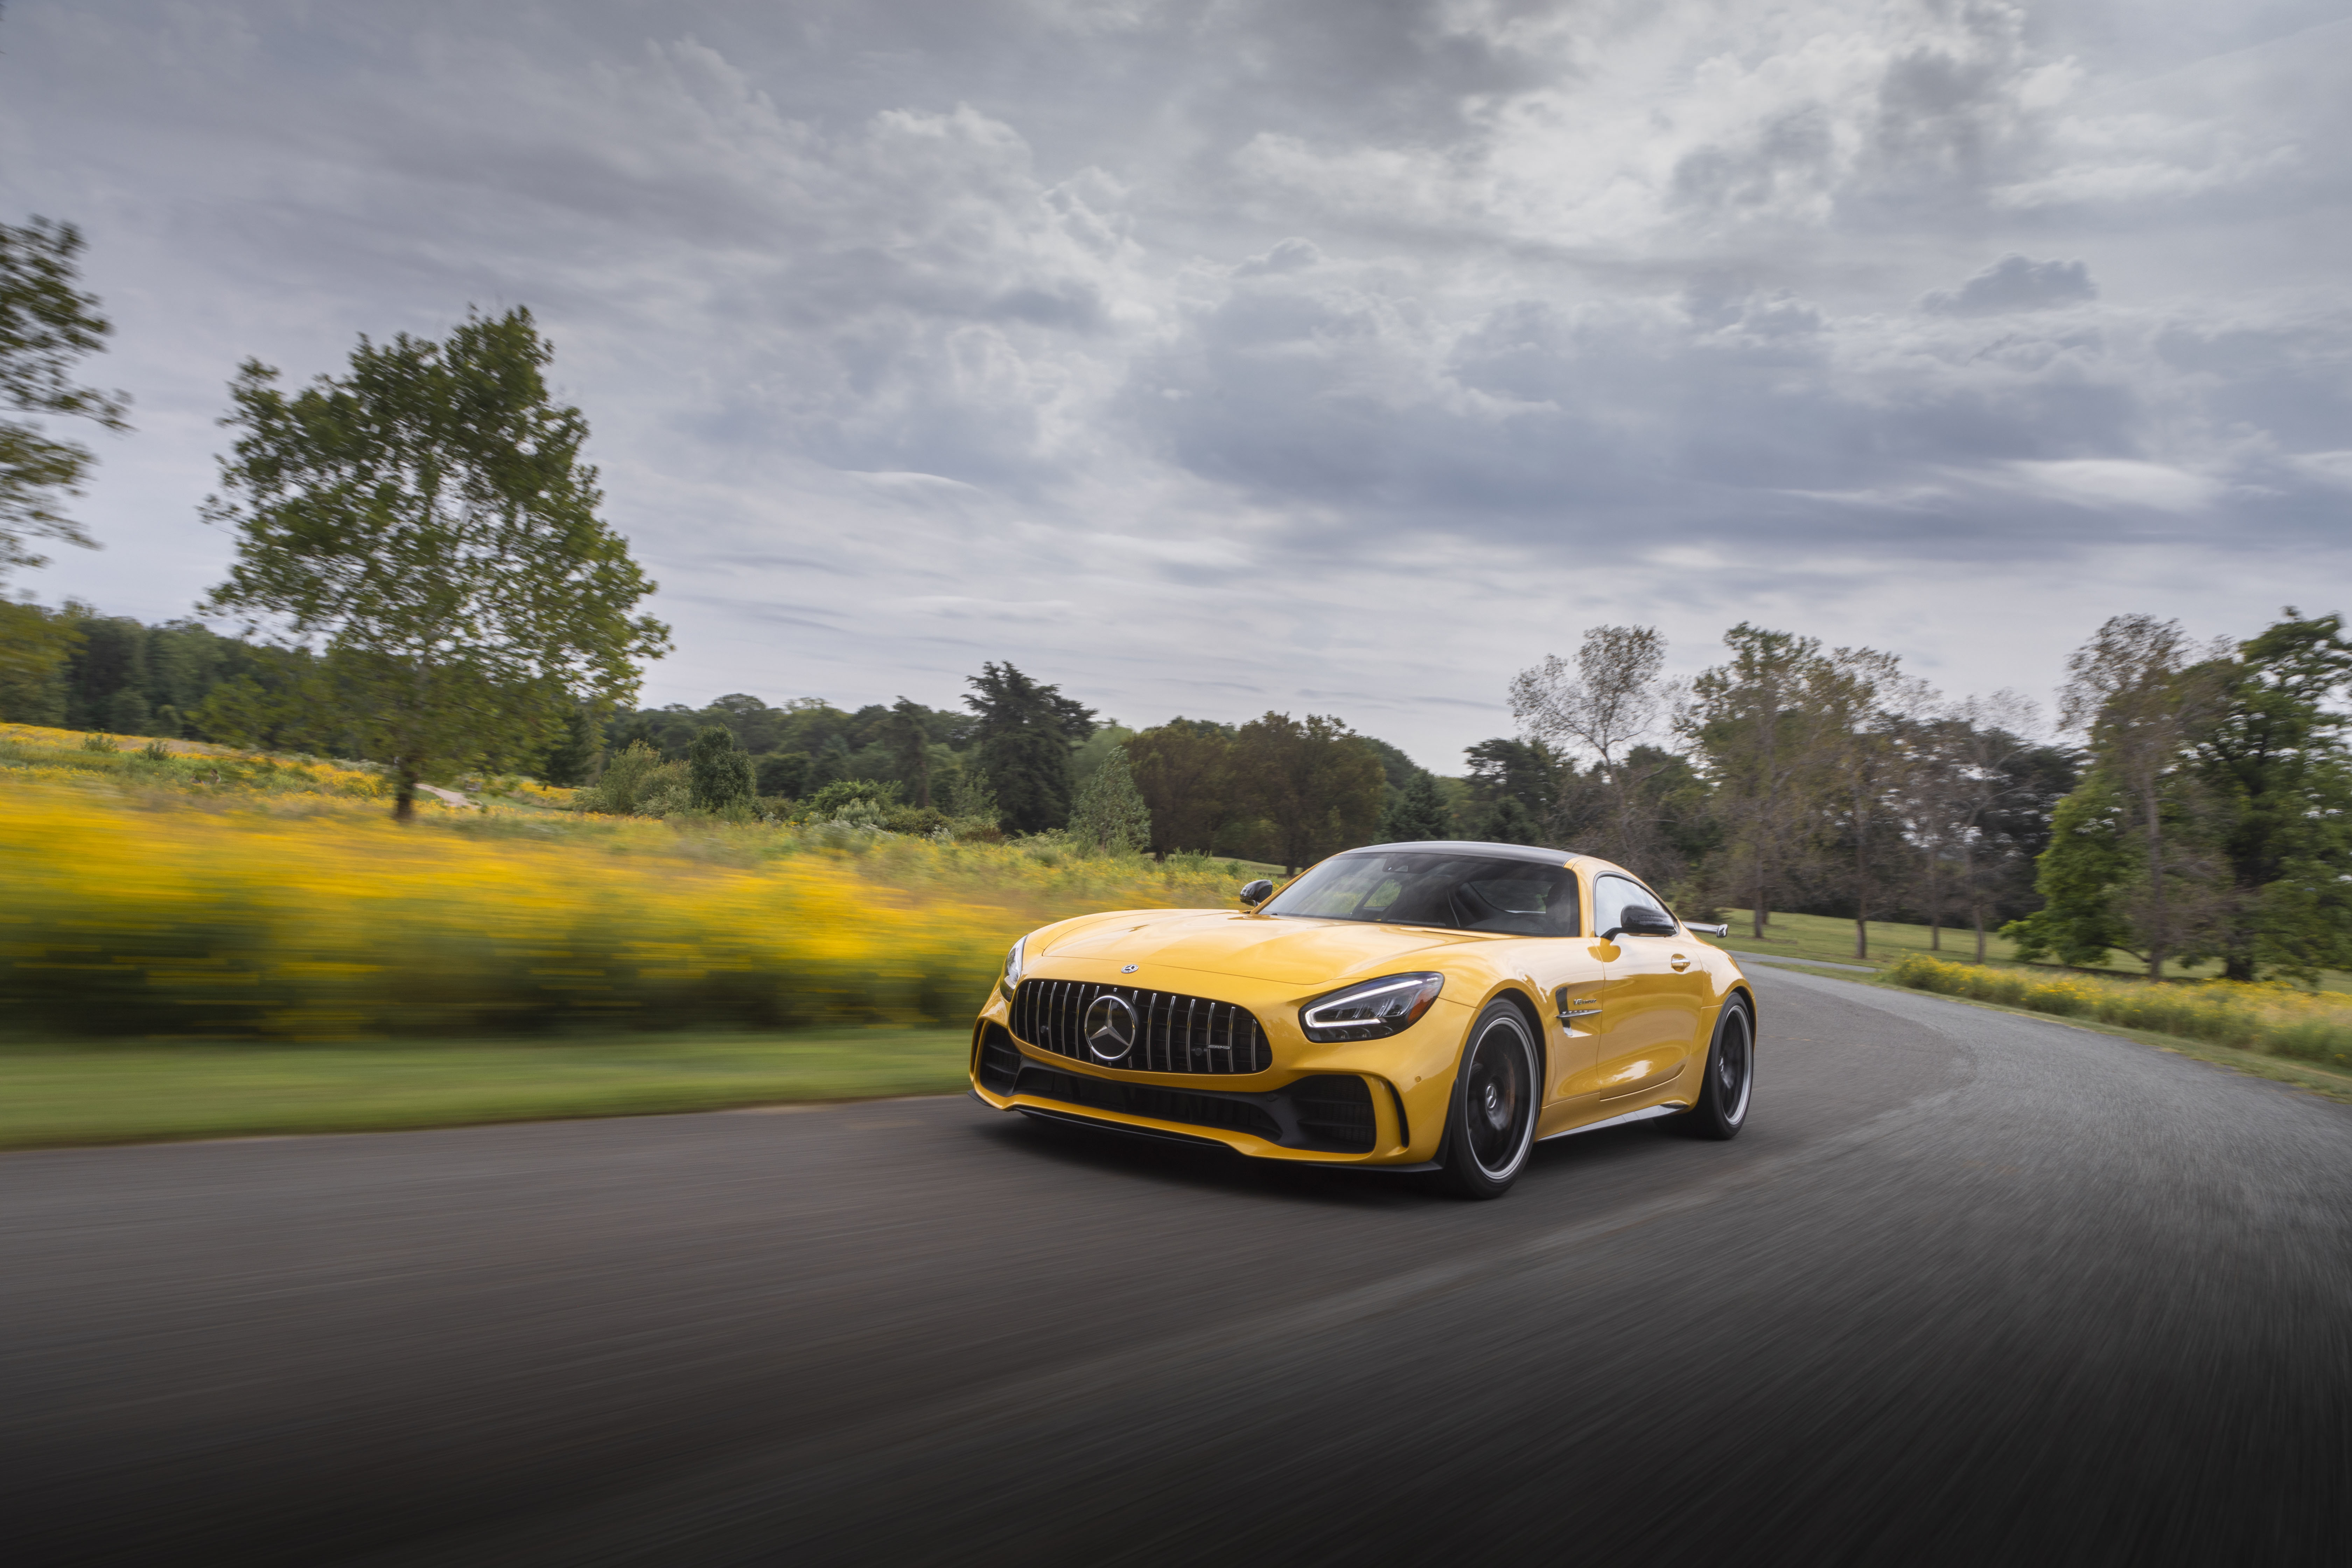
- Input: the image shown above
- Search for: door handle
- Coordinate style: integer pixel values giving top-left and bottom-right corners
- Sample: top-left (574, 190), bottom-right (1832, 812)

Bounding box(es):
top-left (1670, 954), bottom-right (1690, 972)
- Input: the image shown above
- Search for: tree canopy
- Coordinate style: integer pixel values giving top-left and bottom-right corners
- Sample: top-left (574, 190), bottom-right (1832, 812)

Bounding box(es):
top-left (202, 308), bottom-right (670, 817)
top-left (965, 661), bottom-right (1094, 833)
top-left (0, 218), bottom-right (129, 583)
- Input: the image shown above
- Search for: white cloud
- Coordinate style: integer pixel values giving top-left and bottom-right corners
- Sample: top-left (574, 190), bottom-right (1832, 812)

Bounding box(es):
top-left (2000, 459), bottom-right (2223, 513)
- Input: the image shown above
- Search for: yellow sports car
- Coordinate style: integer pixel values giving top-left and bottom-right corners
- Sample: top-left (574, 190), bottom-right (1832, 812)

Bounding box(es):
top-left (969, 840), bottom-right (1755, 1197)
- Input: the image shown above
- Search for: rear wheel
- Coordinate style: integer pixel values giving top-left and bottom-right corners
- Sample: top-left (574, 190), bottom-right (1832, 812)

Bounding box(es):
top-left (1434, 1003), bottom-right (1539, 1199)
top-left (1674, 997), bottom-right (1754, 1140)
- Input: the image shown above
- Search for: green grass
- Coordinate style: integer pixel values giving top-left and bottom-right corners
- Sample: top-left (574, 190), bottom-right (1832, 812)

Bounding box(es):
top-left (1715, 908), bottom-right (2013, 971)
top-left (0, 1028), bottom-right (973, 1152)
top-left (1717, 906), bottom-right (2352, 993)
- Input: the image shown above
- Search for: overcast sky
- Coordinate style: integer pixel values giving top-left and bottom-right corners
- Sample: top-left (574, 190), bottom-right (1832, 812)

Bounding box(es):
top-left (5, 0), bottom-right (2348, 767)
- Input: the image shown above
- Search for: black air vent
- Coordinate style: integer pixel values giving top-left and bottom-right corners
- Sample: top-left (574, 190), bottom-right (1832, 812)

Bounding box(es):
top-left (975, 1021), bottom-right (1021, 1095)
top-left (1012, 1064), bottom-right (1284, 1142)
top-left (1284, 1074), bottom-right (1378, 1153)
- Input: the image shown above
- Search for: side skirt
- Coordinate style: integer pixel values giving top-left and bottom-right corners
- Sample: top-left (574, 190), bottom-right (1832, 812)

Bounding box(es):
top-left (1540, 1100), bottom-right (1690, 1142)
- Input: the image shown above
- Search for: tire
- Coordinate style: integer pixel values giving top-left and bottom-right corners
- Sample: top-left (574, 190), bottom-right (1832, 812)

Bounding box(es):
top-left (1433, 1002), bottom-right (1540, 1199)
top-left (1674, 996), bottom-right (1755, 1140)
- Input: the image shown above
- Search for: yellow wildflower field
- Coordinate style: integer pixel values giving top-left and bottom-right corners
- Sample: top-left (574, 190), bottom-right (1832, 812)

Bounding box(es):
top-left (1886, 954), bottom-right (2352, 1067)
top-left (0, 775), bottom-right (1240, 1040)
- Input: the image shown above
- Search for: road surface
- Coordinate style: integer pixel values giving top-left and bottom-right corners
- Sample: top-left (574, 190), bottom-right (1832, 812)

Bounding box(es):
top-left (4, 967), bottom-right (2348, 1565)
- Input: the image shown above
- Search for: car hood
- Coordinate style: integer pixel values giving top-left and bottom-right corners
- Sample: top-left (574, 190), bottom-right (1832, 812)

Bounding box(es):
top-left (1033, 908), bottom-right (1491, 986)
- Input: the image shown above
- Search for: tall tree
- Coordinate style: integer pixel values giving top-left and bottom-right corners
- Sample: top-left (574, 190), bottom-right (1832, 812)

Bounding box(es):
top-left (1, 218), bottom-right (130, 583)
top-left (881, 697), bottom-right (936, 807)
top-left (1510, 624), bottom-right (1676, 865)
top-left (2051, 615), bottom-right (2228, 976)
top-left (539, 707), bottom-right (602, 787)
top-left (1809, 645), bottom-right (1927, 960)
top-left (1382, 769), bottom-right (1454, 842)
top-left (1682, 625), bottom-right (1837, 938)
top-left (1068, 743), bottom-right (1152, 854)
top-left (965, 662), bottom-right (1093, 834)
top-left (687, 724), bottom-right (756, 812)
top-left (202, 308), bottom-right (671, 818)
top-left (2188, 610), bottom-right (2352, 980)
top-left (0, 597), bottom-right (80, 723)
top-left (1463, 736), bottom-right (1571, 826)
top-left (1126, 719), bottom-right (1237, 855)
top-left (1899, 693), bottom-right (2054, 960)
top-left (1233, 712), bottom-right (1386, 873)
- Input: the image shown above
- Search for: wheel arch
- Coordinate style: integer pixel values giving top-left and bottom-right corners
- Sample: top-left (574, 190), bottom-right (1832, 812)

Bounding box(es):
top-left (1479, 982), bottom-right (1549, 1091)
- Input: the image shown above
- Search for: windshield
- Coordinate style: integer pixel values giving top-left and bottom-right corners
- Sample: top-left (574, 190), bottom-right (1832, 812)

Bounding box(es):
top-left (1262, 852), bottom-right (1582, 936)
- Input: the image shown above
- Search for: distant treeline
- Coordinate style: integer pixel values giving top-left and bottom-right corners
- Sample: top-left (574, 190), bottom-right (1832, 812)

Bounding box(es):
top-left (15, 600), bottom-right (2352, 980)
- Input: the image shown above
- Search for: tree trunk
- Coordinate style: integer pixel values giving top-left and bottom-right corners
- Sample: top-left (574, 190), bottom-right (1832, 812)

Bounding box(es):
top-left (2141, 778), bottom-right (2168, 978)
top-left (1927, 858), bottom-right (1942, 951)
top-left (393, 767), bottom-right (418, 821)
top-left (1972, 904), bottom-right (1987, 964)
top-left (1853, 783), bottom-right (1869, 960)
top-left (1751, 861), bottom-right (1766, 939)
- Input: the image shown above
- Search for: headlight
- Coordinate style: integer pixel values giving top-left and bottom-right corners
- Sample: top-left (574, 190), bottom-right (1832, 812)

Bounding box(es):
top-left (1299, 973), bottom-right (1444, 1043)
top-left (1002, 935), bottom-right (1028, 992)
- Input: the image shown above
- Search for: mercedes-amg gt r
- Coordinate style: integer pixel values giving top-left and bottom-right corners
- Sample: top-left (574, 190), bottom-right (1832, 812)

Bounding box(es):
top-left (969, 841), bottom-right (1755, 1197)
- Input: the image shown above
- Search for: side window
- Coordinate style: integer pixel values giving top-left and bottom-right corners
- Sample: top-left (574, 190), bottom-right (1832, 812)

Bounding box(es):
top-left (1593, 875), bottom-right (1671, 938)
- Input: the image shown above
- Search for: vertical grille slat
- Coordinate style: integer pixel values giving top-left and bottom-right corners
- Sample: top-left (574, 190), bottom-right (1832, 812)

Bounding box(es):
top-left (1007, 980), bottom-right (1270, 1076)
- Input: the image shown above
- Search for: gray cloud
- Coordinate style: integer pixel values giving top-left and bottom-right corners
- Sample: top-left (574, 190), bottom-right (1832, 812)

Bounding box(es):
top-left (1924, 255), bottom-right (2098, 316)
top-left (3, 0), bottom-right (2348, 768)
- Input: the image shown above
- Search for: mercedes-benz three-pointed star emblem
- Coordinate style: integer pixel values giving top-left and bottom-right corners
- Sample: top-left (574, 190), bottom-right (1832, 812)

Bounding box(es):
top-left (1085, 993), bottom-right (1137, 1062)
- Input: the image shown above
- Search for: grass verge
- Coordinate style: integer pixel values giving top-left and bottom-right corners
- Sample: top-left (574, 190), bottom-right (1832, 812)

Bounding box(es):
top-left (0, 1028), bottom-right (973, 1152)
top-left (1729, 949), bottom-right (2352, 1105)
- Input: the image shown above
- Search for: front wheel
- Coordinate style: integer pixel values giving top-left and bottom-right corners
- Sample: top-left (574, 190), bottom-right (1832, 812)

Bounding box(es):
top-left (1433, 1003), bottom-right (1540, 1199)
top-left (1673, 997), bottom-right (1754, 1140)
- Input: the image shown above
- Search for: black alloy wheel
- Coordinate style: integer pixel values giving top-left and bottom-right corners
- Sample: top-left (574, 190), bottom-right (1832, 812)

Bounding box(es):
top-left (1674, 996), bottom-right (1754, 1140)
top-left (1434, 1002), bottom-right (1539, 1199)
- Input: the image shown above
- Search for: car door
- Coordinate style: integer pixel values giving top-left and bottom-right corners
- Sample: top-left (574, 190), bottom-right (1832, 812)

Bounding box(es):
top-left (1530, 933), bottom-right (1608, 1137)
top-left (1590, 874), bottom-right (1708, 1102)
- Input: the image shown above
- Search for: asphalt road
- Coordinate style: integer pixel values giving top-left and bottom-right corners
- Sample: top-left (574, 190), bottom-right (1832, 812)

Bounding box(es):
top-left (5, 967), bottom-right (2350, 1566)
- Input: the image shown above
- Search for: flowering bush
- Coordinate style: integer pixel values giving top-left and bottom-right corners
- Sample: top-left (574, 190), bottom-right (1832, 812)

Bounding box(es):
top-left (1885, 954), bottom-right (2352, 1067)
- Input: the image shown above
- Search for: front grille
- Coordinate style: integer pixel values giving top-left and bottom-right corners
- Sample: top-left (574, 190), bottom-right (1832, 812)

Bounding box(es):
top-left (1011, 980), bottom-right (1272, 1074)
top-left (1013, 1065), bottom-right (1284, 1143)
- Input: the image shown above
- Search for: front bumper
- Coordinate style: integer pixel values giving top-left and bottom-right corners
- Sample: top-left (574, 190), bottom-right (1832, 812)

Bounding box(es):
top-left (967, 972), bottom-right (1467, 1165)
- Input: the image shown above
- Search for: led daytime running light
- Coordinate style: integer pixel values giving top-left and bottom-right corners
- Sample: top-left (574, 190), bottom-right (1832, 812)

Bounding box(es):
top-left (1299, 972), bottom-right (1444, 1043)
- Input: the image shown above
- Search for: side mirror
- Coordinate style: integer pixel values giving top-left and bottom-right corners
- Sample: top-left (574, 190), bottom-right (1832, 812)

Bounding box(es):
top-left (1602, 911), bottom-right (1677, 942)
top-left (1238, 878), bottom-right (1275, 908)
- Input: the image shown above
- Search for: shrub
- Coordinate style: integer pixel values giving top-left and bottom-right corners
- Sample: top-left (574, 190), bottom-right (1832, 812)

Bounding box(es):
top-left (577, 742), bottom-right (679, 816)
top-left (687, 725), bottom-right (756, 812)
top-left (804, 778), bottom-right (901, 819)
top-left (1884, 954), bottom-right (2352, 1066)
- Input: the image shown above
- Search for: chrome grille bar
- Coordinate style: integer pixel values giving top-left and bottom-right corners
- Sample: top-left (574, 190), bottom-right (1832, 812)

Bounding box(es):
top-left (1007, 980), bottom-right (1270, 1075)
